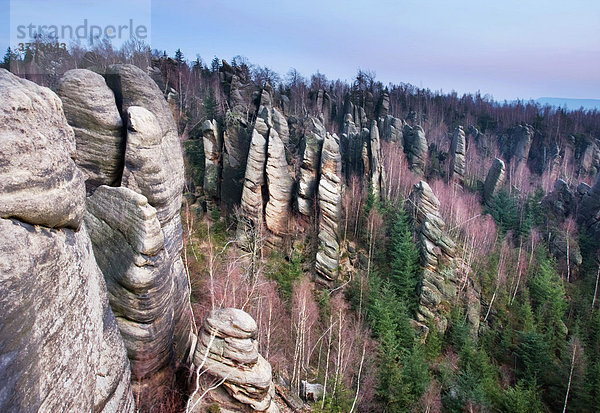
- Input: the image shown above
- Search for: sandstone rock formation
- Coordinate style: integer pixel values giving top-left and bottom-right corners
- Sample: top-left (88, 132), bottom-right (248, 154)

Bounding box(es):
top-left (192, 309), bottom-right (279, 412)
top-left (409, 181), bottom-right (458, 332)
top-left (450, 126), bottom-right (466, 182)
top-left (483, 158), bottom-right (506, 205)
top-left (376, 90), bottom-right (390, 118)
top-left (0, 68), bottom-right (135, 412)
top-left (297, 117), bottom-right (325, 217)
top-left (379, 114), bottom-right (404, 143)
top-left (94, 65), bottom-right (195, 402)
top-left (202, 119), bottom-right (222, 200)
top-left (316, 133), bottom-right (343, 283)
top-left (240, 118), bottom-right (269, 226)
top-left (509, 124), bottom-right (533, 164)
top-left (367, 120), bottom-right (384, 199)
top-left (222, 110), bottom-right (251, 207)
top-left (404, 125), bottom-right (428, 175)
top-left (57, 69), bottom-right (124, 193)
top-left (578, 173), bottom-right (600, 239)
top-left (265, 125), bottom-right (294, 241)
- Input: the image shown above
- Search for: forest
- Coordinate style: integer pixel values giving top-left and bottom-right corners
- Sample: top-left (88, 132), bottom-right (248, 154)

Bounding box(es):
top-left (4, 38), bottom-right (600, 412)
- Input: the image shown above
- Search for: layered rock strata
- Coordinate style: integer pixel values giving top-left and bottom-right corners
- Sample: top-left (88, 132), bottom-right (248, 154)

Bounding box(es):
top-left (409, 181), bottom-right (458, 332)
top-left (450, 126), bottom-right (466, 182)
top-left (0, 68), bottom-right (135, 412)
top-left (404, 125), bottom-right (428, 175)
top-left (192, 309), bottom-right (279, 412)
top-left (315, 133), bottom-right (343, 283)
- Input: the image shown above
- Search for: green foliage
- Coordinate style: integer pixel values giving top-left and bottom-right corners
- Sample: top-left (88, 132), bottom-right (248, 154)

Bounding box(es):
top-left (486, 189), bottom-right (520, 235)
top-left (516, 331), bottom-right (551, 385)
top-left (203, 89), bottom-right (218, 120)
top-left (266, 251), bottom-right (303, 300)
top-left (387, 206), bottom-right (421, 314)
top-left (205, 404), bottom-right (220, 413)
top-left (184, 138), bottom-right (205, 188)
top-left (527, 252), bottom-right (567, 355)
top-left (312, 376), bottom-right (353, 413)
top-left (486, 188), bottom-right (544, 239)
top-left (424, 324), bottom-right (442, 361)
top-left (497, 381), bottom-right (544, 413)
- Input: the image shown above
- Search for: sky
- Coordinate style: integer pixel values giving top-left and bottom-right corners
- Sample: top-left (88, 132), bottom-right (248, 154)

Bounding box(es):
top-left (1, 0), bottom-right (599, 102)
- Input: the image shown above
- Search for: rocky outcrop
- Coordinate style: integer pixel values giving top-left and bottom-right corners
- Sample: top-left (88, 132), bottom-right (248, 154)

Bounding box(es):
top-left (376, 90), bottom-right (390, 118)
top-left (220, 59), bottom-right (249, 114)
top-left (96, 65), bottom-right (195, 403)
top-left (316, 133), bottom-right (343, 283)
top-left (379, 115), bottom-right (404, 143)
top-left (404, 125), bottom-right (428, 175)
top-left (241, 118), bottom-right (269, 226)
top-left (222, 110), bottom-right (251, 207)
top-left (483, 158), bottom-right (506, 205)
top-left (265, 125), bottom-right (294, 241)
top-left (450, 126), bottom-right (466, 182)
top-left (509, 124), bottom-right (533, 164)
top-left (297, 117), bottom-right (325, 217)
top-left (0, 70), bottom-right (85, 230)
top-left (367, 121), bottom-right (384, 199)
top-left (0, 69), bottom-right (134, 412)
top-left (192, 309), bottom-right (279, 412)
top-left (409, 181), bottom-right (458, 332)
top-left (85, 186), bottom-right (177, 404)
top-left (57, 69), bottom-right (124, 194)
top-left (578, 174), bottom-right (600, 239)
top-left (202, 119), bottom-right (222, 200)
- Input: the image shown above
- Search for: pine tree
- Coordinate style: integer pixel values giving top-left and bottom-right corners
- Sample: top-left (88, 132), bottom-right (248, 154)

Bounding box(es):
top-left (388, 206), bottom-right (421, 313)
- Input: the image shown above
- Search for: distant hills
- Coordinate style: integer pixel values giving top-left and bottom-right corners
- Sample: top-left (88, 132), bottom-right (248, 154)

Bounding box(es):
top-left (535, 97), bottom-right (600, 111)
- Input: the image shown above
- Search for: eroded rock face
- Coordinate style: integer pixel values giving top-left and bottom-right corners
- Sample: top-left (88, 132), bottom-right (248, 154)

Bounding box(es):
top-left (222, 111), bottom-right (251, 207)
top-left (409, 181), bottom-right (458, 332)
top-left (94, 65), bottom-right (195, 403)
top-left (202, 119), bottom-right (222, 200)
top-left (450, 126), bottom-right (466, 182)
top-left (265, 127), bottom-right (294, 240)
top-left (297, 117), bottom-right (325, 217)
top-left (404, 125), bottom-right (428, 175)
top-left (0, 69), bottom-right (85, 229)
top-left (316, 133), bottom-right (343, 283)
top-left (57, 69), bottom-right (124, 193)
top-left (380, 115), bottom-right (404, 143)
top-left (510, 124), bottom-right (533, 164)
top-left (0, 69), bottom-right (134, 412)
top-left (192, 309), bottom-right (279, 412)
top-left (241, 119), bottom-right (268, 225)
top-left (368, 120), bottom-right (384, 199)
top-left (578, 174), bottom-right (600, 239)
top-left (483, 158), bottom-right (506, 205)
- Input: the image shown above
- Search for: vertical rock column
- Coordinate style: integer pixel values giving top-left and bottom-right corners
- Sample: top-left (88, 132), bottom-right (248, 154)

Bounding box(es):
top-left (483, 158), bottom-right (506, 205)
top-left (202, 119), bottom-right (222, 202)
top-left (409, 181), bottom-right (458, 332)
top-left (315, 133), bottom-right (343, 283)
top-left (450, 126), bottom-right (466, 183)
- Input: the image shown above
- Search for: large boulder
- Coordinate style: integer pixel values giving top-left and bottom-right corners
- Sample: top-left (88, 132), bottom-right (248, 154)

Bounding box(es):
top-left (57, 69), bottom-right (124, 193)
top-left (0, 69), bottom-right (134, 412)
top-left (191, 309), bottom-right (279, 412)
